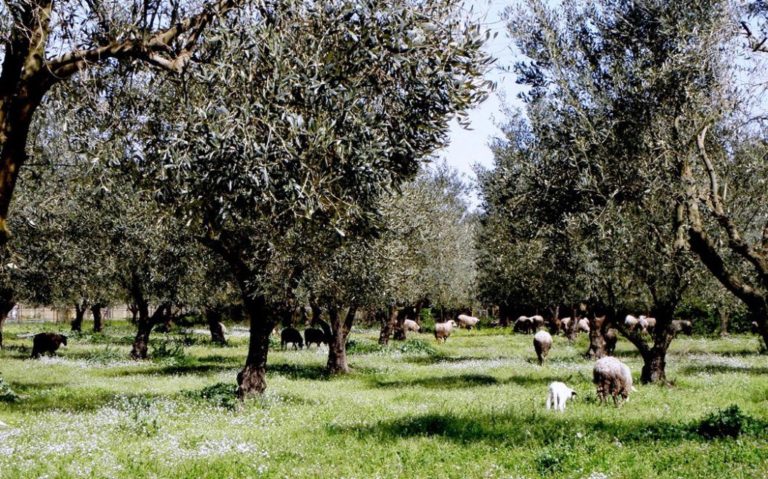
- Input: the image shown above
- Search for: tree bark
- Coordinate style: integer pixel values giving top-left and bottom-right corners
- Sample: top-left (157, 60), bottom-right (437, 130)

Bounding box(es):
top-left (236, 295), bottom-right (275, 398)
top-left (128, 304), bottom-right (139, 324)
top-left (91, 303), bottom-right (104, 332)
top-left (71, 301), bottom-right (88, 332)
top-left (378, 305), bottom-right (398, 345)
top-left (586, 314), bottom-right (609, 359)
top-left (718, 307), bottom-right (729, 337)
top-left (0, 298), bottom-right (14, 349)
top-left (327, 305), bottom-right (357, 374)
top-left (641, 346), bottom-right (668, 384)
top-left (130, 303), bottom-right (168, 359)
top-left (206, 307), bottom-right (227, 345)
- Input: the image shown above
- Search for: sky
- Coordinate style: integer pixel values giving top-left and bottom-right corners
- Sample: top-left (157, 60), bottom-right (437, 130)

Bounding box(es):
top-left (438, 0), bottom-right (526, 204)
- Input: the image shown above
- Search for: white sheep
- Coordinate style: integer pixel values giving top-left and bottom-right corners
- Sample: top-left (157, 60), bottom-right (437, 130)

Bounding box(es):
top-left (638, 315), bottom-right (656, 334)
top-left (533, 330), bottom-right (553, 365)
top-left (530, 315), bottom-right (545, 329)
top-left (434, 320), bottom-right (457, 343)
top-left (625, 314), bottom-right (639, 331)
top-left (560, 317), bottom-right (572, 333)
top-left (593, 357), bottom-right (635, 406)
top-left (546, 381), bottom-right (577, 412)
top-left (456, 314), bottom-right (480, 330)
top-left (577, 318), bottom-right (590, 333)
top-left (403, 319), bottom-right (421, 332)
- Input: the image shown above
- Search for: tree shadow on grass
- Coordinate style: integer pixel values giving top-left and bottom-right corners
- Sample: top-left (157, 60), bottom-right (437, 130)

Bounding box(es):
top-left (2, 382), bottom-right (119, 412)
top-left (679, 364), bottom-right (768, 376)
top-left (327, 409), bottom-right (704, 446)
top-left (267, 363), bottom-right (330, 381)
top-left (369, 374), bottom-right (500, 389)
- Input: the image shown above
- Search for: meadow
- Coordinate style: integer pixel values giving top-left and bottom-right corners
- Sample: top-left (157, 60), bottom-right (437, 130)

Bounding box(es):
top-left (0, 321), bottom-right (766, 479)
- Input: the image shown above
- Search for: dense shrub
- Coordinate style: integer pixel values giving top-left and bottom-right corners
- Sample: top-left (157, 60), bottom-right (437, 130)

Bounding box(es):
top-left (697, 405), bottom-right (748, 439)
top-left (0, 377), bottom-right (19, 403)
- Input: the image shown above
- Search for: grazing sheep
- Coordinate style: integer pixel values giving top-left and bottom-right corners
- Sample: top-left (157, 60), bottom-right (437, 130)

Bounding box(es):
top-left (577, 318), bottom-right (590, 333)
top-left (304, 327), bottom-right (328, 348)
top-left (624, 314), bottom-right (639, 332)
top-left (514, 316), bottom-right (536, 334)
top-left (31, 333), bottom-right (68, 359)
top-left (751, 321), bottom-right (759, 334)
top-left (530, 315), bottom-right (545, 330)
top-left (593, 357), bottom-right (635, 406)
top-left (533, 330), bottom-right (553, 365)
top-left (638, 315), bottom-right (656, 334)
top-left (560, 317), bottom-right (572, 333)
top-left (546, 381), bottom-right (577, 412)
top-left (280, 327), bottom-right (304, 350)
top-left (403, 319), bottom-right (421, 332)
top-left (456, 314), bottom-right (480, 330)
top-left (671, 320), bottom-right (693, 336)
top-left (434, 320), bottom-right (457, 343)
top-left (605, 328), bottom-right (618, 355)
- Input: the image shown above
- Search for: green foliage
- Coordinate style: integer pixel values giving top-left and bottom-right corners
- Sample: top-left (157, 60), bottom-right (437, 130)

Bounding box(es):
top-left (0, 376), bottom-right (19, 403)
top-left (114, 396), bottom-right (161, 437)
top-left (193, 382), bottom-right (238, 410)
top-left (151, 338), bottom-right (188, 362)
top-left (697, 405), bottom-right (750, 439)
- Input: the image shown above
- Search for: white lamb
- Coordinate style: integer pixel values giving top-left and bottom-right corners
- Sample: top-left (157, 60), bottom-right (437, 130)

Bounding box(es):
top-left (434, 320), bottom-right (457, 343)
top-left (577, 318), bottom-right (590, 333)
top-left (546, 381), bottom-right (577, 412)
top-left (625, 314), bottom-right (639, 331)
top-left (456, 314), bottom-right (480, 330)
top-left (403, 319), bottom-right (421, 332)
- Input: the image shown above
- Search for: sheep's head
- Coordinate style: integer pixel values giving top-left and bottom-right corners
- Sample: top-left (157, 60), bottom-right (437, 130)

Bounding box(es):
top-left (449, 320), bottom-right (457, 327)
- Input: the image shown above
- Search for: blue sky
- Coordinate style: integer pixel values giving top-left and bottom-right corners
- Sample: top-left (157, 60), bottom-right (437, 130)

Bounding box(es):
top-left (439, 0), bottom-right (526, 202)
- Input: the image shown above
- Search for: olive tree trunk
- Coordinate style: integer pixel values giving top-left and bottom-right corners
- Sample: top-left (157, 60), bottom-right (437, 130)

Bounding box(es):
top-left (327, 305), bottom-right (357, 374)
top-left (206, 307), bottom-right (227, 345)
top-left (130, 303), bottom-right (169, 359)
top-left (91, 303), bottom-right (104, 332)
top-left (586, 314), bottom-right (609, 359)
top-left (236, 295), bottom-right (275, 398)
top-left (71, 301), bottom-right (88, 332)
top-left (0, 297), bottom-right (14, 349)
top-left (378, 305), bottom-right (398, 345)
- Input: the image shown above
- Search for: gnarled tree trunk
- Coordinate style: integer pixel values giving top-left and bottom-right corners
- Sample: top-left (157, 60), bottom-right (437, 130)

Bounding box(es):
top-left (378, 305), bottom-right (398, 345)
top-left (91, 303), bottom-right (104, 332)
top-left (130, 303), bottom-right (169, 359)
top-left (327, 305), bottom-right (357, 374)
top-left (71, 300), bottom-right (88, 332)
top-left (586, 314), bottom-right (609, 359)
top-left (128, 304), bottom-right (139, 324)
top-left (237, 295), bottom-right (275, 398)
top-left (206, 307), bottom-right (227, 345)
top-left (0, 294), bottom-right (15, 349)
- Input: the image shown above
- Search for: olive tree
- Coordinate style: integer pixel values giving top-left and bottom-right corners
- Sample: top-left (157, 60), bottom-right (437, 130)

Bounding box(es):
top-left (497, 0), bottom-right (730, 382)
top-left (128, 1), bottom-right (491, 396)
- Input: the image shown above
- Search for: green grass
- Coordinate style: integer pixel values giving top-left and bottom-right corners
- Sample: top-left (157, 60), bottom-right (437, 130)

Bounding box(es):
top-left (0, 321), bottom-right (767, 478)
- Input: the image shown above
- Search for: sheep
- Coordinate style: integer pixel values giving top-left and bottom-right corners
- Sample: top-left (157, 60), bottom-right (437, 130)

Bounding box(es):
top-left (577, 318), bottom-right (590, 333)
top-left (624, 314), bottom-right (639, 332)
top-left (546, 381), bottom-right (577, 412)
top-left (304, 327), bottom-right (328, 348)
top-left (751, 321), bottom-right (759, 334)
top-left (403, 319), bottom-right (421, 332)
top-left (30, 333), bottom-right (68, 359)
top-left (671, 319), bottom-right (693, 336)
top-left (280, 327), bottom-right (304, 350)
top-left (605, 328), bottom-right (618, 355)
top-left (513, 316), bottom-right (535, 334)
top-left (434, 320), bottom-right (457, 343)
top-left (530, 315), bottom-right (545, 330)
top-left (638, 315), bottom-right (656, 334)
top-left (593, 357), bottom-right (635, 406)
top-left (533, 330), bottom-right (553, 365)
top-left (560, 317), bottom-right (572, 333)
top-left (456, 314), bottom-right (480, 330)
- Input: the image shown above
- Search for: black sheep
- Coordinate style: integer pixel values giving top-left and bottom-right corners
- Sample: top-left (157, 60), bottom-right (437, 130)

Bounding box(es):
top-left (281, 327), bottom-right (304, 350)
top-left (31, 333), bottom-right (68, 358)
top-left (304, 327), bottom-right (328, 348)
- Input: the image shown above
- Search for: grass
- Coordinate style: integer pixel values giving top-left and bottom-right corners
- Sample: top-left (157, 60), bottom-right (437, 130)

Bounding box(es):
top-left (0, 321), bottom-right (767, 478)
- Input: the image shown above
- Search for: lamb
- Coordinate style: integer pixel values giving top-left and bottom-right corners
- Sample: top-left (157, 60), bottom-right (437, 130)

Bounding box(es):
top-left (605, 328), bottom-right (618, 355)
top-left (280, 327), bottom-right (304, 350)
top-left (456, 314), bottom-right (480, 330)
top-left (434, 320), bottom-right (457, 343)
top-left (577, 318), bottom-right (590, 333)
top-left (304, 327), bottom-right (328, 348)
top-left (30, 332), bottom-right (67, 359)
top-left (593, 356), bottom-right (635, 405)
top-left (403, 319), bottom-right (421, 332)
top-left (671, 319), bottom-right (693, 336)
top-left (624, 314), bottom-right (639, 332)
top-left (546, 381), bottom-right (577, 412)
top-left (533, 330), bottom-right (553, 365)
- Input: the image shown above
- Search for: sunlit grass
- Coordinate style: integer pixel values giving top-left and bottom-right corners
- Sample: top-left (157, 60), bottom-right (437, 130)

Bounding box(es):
top-left (0, 321), bottom-right (766, 478)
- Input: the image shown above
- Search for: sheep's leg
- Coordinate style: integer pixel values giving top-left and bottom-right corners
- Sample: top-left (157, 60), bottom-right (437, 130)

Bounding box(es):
top-left (546, 393), bottom-right (552, 410)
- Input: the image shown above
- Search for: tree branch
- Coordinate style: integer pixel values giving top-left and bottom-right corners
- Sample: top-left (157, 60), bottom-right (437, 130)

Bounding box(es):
top-left (45, 0), bottom-right (254, 78)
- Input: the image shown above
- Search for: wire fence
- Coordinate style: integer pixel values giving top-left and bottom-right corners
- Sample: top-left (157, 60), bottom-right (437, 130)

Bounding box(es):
top-left (5, 305), bottom-right (132, 324)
